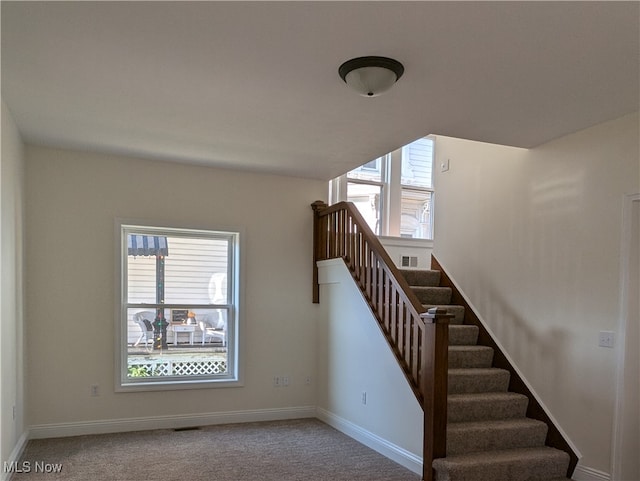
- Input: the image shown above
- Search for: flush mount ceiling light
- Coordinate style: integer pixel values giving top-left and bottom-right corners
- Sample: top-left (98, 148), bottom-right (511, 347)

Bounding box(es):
top-left (338, 56), bottom-right (404, 97)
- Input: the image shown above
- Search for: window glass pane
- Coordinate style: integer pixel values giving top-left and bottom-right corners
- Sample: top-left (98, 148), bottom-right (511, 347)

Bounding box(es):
top-left (127, 307), bottom-right (229, 379)
top-left (127, 255), bottom-right (157, 304)
top-left (400, 189), bottom-right (433, 239)
top-left (347, 157), bottom-right (383, 182)
top-left (347, 182), bottom-right (382, 234)
top-left (401, 138), bottom-right (433, 189)
top-left (128, 236), bottom-right (230, 305)
top-left (164, 237), bottom-right (229, 304)
top-left (122, 228), bottom-right (237, 388)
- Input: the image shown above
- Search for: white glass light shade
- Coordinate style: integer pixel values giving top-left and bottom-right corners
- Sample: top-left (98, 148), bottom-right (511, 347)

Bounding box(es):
top-left (344, 66), bottom-right (399, 97)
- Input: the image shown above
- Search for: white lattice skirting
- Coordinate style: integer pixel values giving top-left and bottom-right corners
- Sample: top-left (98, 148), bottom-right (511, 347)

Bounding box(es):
top-left (129, 359), bottom-right (227, 376)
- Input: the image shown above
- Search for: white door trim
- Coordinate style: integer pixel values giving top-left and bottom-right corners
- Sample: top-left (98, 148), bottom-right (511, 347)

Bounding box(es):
top-left (612, 193), bottom-right (640, 480)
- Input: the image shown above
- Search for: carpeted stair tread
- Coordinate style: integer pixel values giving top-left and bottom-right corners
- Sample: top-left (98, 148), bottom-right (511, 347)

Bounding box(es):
top-left (449, 368), bottom-right (510, 394)
top-left (448, 325), bottom-right (479, 345)
top-left (447, 418), bottom-right (548, 455)
top-left (449, 345), bottom-right (494, 368)
top-left (399, 269), bottom-right (441, 287)
top-left (412, 286), bottom-right (453, 305)
top-left (423, 304), bottom-right (465, 324)
top-left (448, 392), bottom-right (529, 422)
top-left (432, 447), bottom-right (570, 481)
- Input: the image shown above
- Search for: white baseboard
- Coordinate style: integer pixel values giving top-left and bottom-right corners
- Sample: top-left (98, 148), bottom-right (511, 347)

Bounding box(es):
top-left (28, 405), bottom-right (316, 439)
top-left (572, 465), bottom-right (610, 481)
top-left (1, 430), bottom-right (29, 481)
top-left (316, 407), bottom-right (423, 476)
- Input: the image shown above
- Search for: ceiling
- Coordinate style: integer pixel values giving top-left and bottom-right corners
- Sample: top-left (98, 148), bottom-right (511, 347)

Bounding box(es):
top-left (2, 1), bottom-right (638, 180)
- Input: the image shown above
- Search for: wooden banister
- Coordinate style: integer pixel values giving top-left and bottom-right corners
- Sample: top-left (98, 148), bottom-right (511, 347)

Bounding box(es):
top-left (312, 201), bottom-right (450, 481)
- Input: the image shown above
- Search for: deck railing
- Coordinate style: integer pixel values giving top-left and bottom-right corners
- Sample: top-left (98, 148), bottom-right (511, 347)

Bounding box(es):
top-left (312, 201), bottom-right (450, 481)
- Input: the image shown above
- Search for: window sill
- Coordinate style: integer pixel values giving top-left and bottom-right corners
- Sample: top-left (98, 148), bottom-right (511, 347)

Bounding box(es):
top-left (378, 236), bottom-right (434, 248)
top-left (116, 377), bottom-right (243, 393)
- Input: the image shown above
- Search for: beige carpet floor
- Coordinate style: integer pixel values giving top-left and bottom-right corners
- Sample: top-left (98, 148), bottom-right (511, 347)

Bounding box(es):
top-left (13, 418), bottom-right (420, 481)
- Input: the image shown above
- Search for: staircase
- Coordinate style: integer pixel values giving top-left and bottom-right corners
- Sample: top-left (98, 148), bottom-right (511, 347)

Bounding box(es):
top-left (400, 268), bottom-right (572, 481)
top-left (312, 201), bottom-right (577, 481)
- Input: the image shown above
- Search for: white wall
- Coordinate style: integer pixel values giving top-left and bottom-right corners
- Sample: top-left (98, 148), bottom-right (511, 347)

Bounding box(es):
top-left (24, 145), bottom-right (326, 431)
top-left (1, 100), bottom-right (26, 473)
top-left (316, 259), bottom-right (424, 475)
top-left (432, 113), bottom-right (639, 477)
top-left (379, 236), bottom-right (433, 270)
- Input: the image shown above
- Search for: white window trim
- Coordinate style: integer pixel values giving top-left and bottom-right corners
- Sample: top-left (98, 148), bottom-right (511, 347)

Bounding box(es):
top-left (114, 219), bottom-right (245, 392)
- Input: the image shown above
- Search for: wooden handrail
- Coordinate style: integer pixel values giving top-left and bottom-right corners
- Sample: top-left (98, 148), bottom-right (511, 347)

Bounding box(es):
top-left (312, 201), bottom-right (450, 481)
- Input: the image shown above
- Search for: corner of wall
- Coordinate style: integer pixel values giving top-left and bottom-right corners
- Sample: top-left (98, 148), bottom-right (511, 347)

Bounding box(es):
top-left (1, 98), bottom-right (27, 471)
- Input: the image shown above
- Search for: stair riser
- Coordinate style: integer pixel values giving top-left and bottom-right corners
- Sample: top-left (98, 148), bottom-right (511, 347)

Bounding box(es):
top-left (448, 325), bottom-right (479, 346)
top-left (448, 347), bottom-right (494, 369)
top-left (447, 422), bottom-right (548, 455)
top-left (413, 286), bottom-right (452, 305)
top-left (449, 370), bottom-right (510, 394)
top-left (448, 395), bottom-right (529, 423)
top-left (400, 269), bottom-right (441, 287)
top-left (433, 452), bottom-right (569, 481)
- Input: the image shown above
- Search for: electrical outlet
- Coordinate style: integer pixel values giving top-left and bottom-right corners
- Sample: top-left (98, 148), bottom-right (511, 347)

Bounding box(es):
top-left (305, 376), bottom-right (312, 386)
top-left (273, 376), bottom-right (281, 387)
top-left (90, 384), bottom-right (99, 397)
top-left (598, 331), bottom-right (615, 348)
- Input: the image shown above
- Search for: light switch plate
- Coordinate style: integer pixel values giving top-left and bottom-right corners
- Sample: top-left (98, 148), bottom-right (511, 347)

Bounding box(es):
top-left (598, 331), bottom-right (615, 348)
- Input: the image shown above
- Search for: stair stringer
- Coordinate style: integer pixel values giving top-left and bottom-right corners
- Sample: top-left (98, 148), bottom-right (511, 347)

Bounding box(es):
top-left (431, 256), bottom-right (581, 477)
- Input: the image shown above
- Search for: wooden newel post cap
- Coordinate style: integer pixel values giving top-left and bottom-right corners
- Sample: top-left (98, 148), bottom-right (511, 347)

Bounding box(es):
top-left (311, 200), bottom-right (328, 212)
top-left (421, 307), bottom-right (454, 324)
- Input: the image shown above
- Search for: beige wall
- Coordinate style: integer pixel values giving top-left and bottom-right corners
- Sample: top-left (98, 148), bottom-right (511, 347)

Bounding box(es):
top-left (1, 100), bottom-right (26, 470)
top-left (25, 145), bottom-right (326, 428)
top-left (432, 113), bottom-right (639, 475)
top-left (316, 259), bottom-right (423, 474)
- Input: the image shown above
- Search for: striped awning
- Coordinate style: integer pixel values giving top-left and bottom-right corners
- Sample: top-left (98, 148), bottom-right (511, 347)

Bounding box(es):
top-left (127, 235), bottom-right (169, 257)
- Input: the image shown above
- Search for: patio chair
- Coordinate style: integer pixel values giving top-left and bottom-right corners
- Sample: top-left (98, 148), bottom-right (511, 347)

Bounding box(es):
top-left (199, 315), bottom-right (226, 346)
top-left (133, 311), bottom-right (155, 348)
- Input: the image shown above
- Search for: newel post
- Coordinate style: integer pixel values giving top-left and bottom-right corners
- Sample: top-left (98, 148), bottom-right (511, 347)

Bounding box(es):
top-left (421, 307), bottom-right (452, 481)
top-left (311, 201), bottom-right (328, 303)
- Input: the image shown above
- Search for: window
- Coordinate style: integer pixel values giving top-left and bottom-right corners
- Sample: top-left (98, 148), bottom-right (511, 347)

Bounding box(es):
top-left (332, 137), bottom-right (435, 239)
top-left (116, 223), bottom-right (241, 390)
top-left (400, 138), bottom-right (434, 239)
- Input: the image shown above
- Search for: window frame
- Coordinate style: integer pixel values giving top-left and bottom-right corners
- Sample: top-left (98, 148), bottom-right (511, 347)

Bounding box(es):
top-left (114, 220), bottom-right (244, 392)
